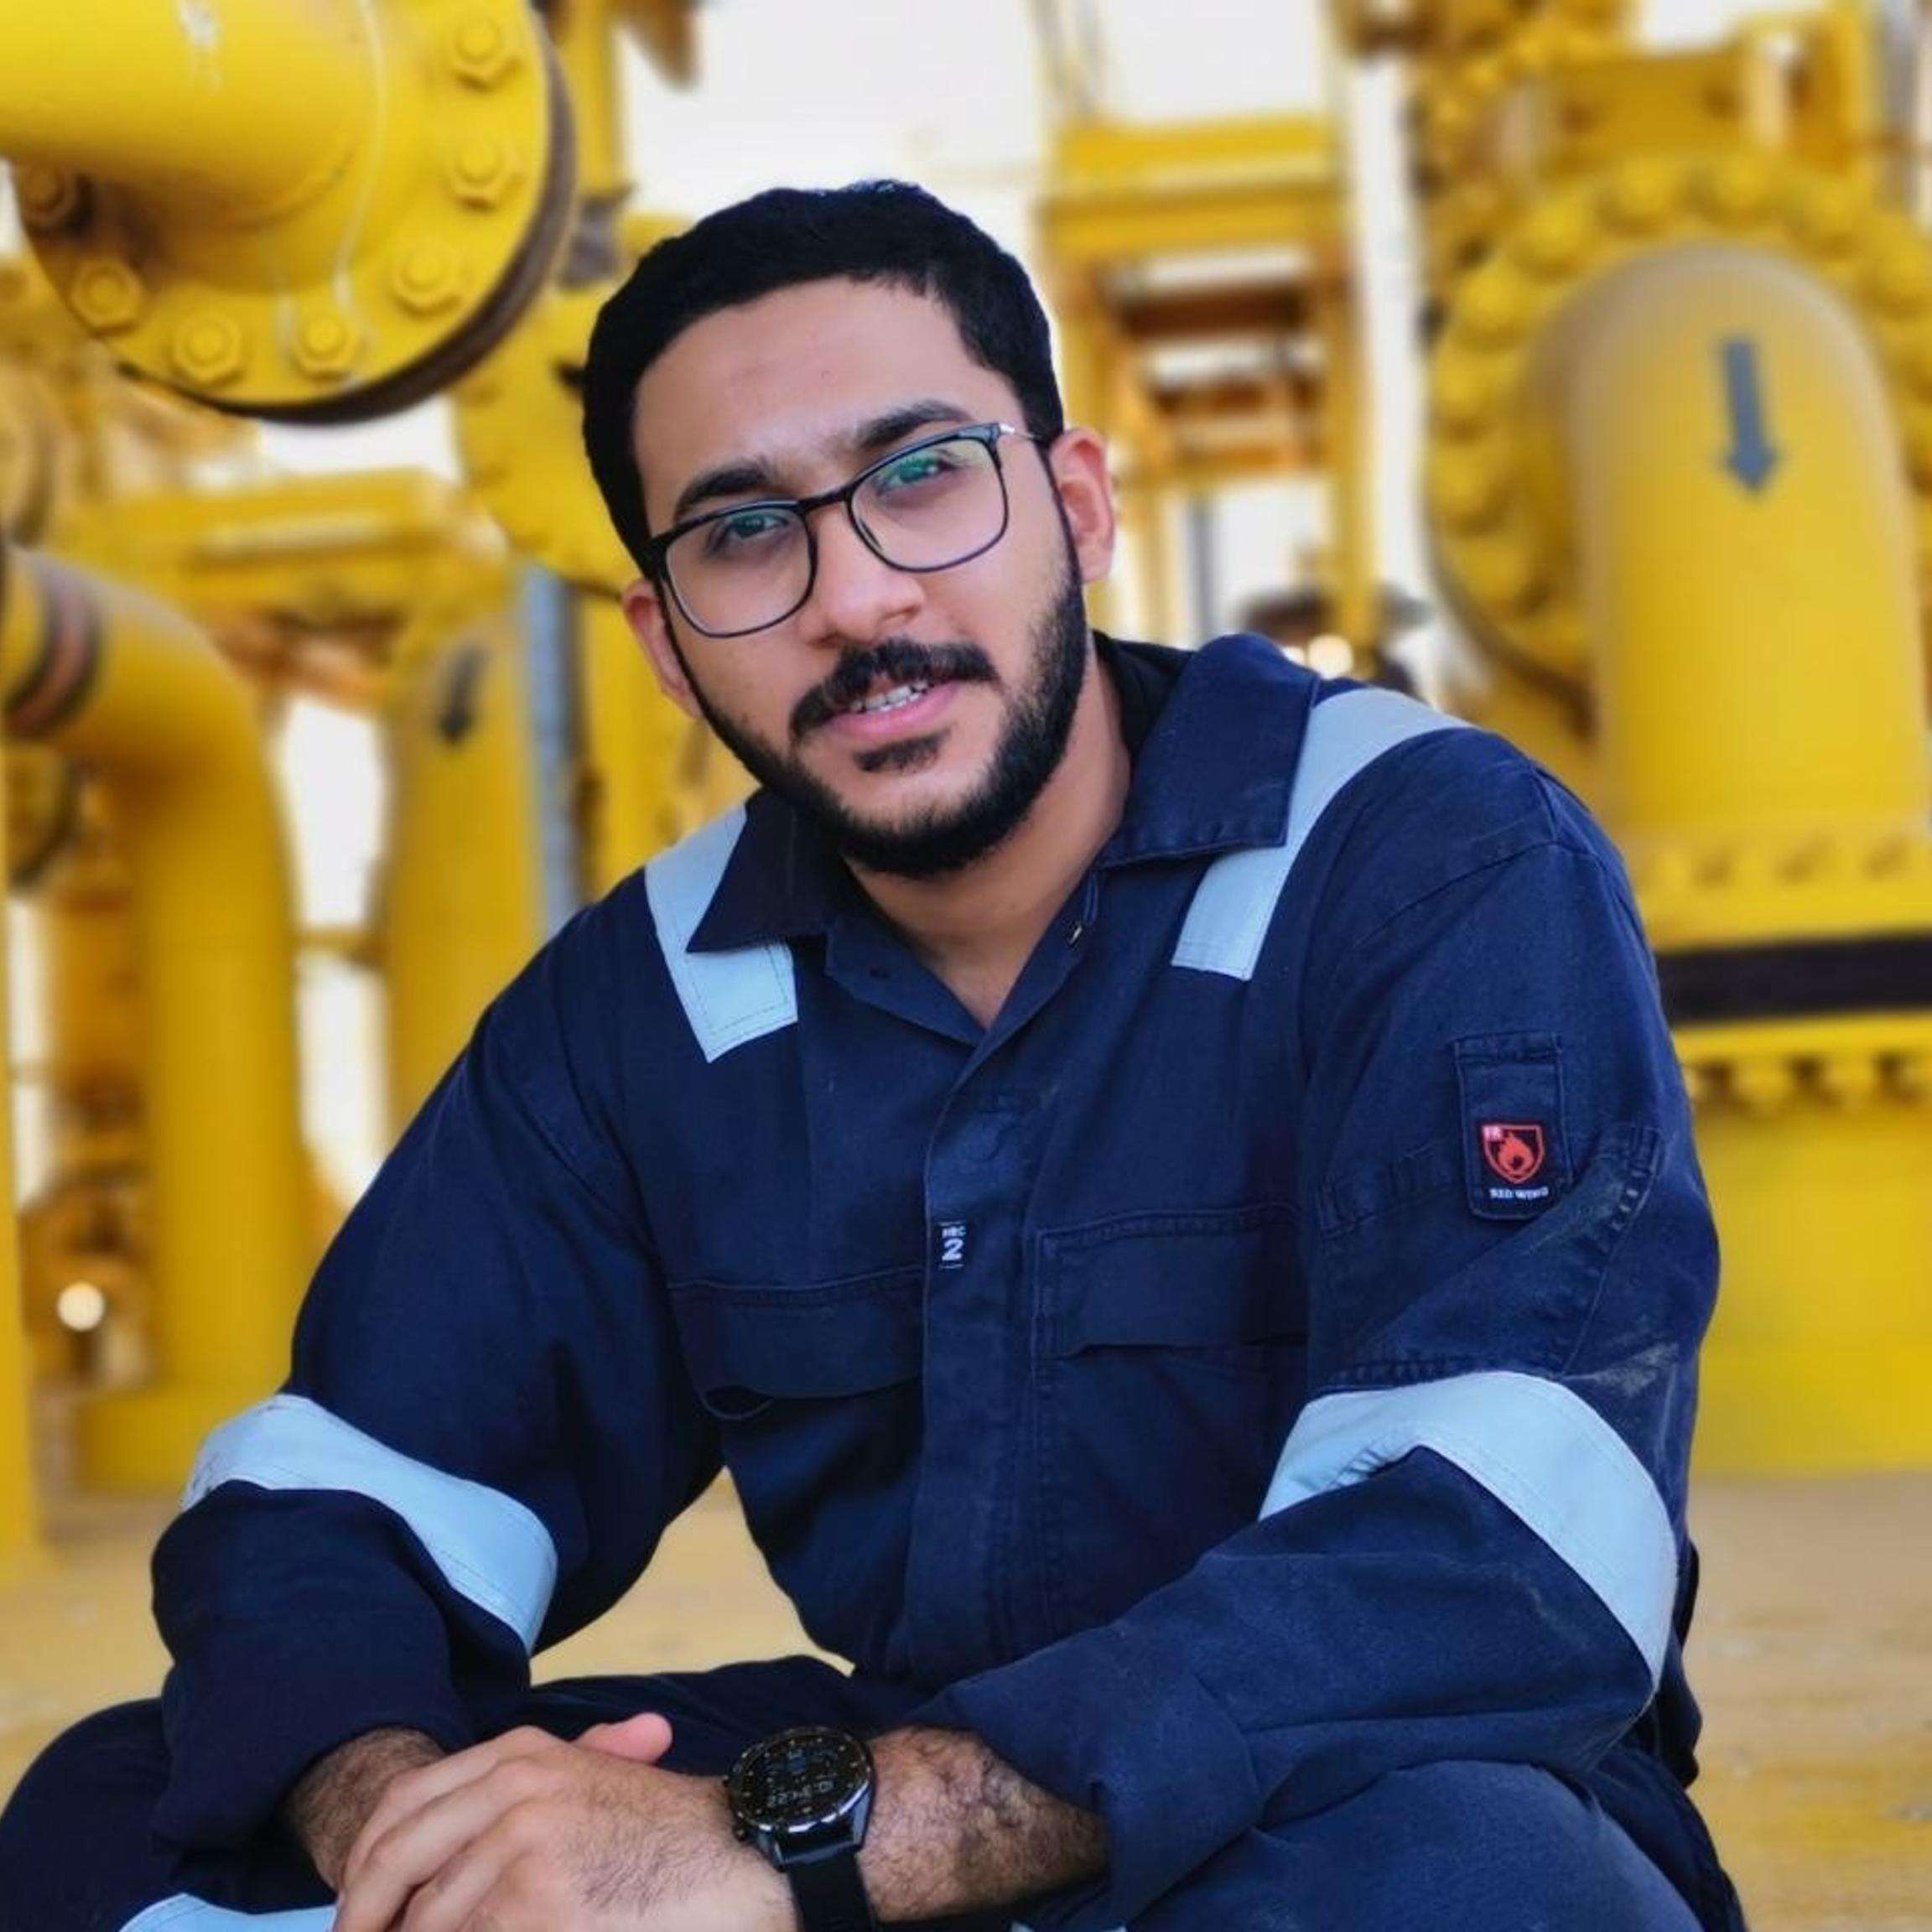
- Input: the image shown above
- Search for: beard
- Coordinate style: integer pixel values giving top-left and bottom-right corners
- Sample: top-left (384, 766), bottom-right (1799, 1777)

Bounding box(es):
top-left (669, 553), bottom-right (1090, 881)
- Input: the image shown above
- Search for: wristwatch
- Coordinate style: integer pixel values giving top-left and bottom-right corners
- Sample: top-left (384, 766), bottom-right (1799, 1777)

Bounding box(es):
top-left (724, 1725), bottom-right (878, 1931)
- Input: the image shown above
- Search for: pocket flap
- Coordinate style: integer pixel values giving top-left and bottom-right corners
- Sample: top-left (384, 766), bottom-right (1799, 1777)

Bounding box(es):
top-left (1041, 1205), bottom-right (1303, 1354)
top-left (673, 1266), bottom-right (923, 1402)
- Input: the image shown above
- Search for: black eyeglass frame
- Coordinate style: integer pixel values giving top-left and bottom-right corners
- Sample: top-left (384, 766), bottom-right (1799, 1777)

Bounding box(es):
top-left (641, 419), bottom-right (1049, 640)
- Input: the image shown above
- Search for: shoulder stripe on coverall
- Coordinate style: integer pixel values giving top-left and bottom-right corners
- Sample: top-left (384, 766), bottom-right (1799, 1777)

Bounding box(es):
top-left (1171, 682), bottom-right (1471, 980)
top-left (645, 802), bottom-right (798, 1062)
top-left (184, 1394), bottom-right (558, 1651)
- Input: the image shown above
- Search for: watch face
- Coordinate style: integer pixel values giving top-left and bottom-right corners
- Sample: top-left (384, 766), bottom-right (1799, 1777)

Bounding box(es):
top-left (729, 1727), bottom-right (873, 1836)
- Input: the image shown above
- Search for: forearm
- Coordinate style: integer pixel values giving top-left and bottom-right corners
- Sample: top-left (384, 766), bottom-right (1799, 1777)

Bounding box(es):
top-left (860, 1727), bottom-right (1106, 1922)
top-left (283, 1726), bottom-right (446, 1889)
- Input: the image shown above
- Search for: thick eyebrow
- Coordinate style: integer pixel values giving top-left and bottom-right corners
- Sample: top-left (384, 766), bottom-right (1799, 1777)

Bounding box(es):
top-left (667, 397), bottom-right (977, 527)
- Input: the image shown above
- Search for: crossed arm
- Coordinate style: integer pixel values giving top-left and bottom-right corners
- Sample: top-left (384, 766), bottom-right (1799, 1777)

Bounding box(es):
top-left (290, 1716), bottom-right (1105, 1929)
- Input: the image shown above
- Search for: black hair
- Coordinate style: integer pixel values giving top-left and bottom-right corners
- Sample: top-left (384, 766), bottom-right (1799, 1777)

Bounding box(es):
top-left (580, 179), bottom-right (1066, 575)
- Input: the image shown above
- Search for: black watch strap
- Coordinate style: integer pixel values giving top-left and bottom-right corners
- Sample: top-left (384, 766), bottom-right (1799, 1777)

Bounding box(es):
top-left (786, 1848), bottom-right (876, 1932)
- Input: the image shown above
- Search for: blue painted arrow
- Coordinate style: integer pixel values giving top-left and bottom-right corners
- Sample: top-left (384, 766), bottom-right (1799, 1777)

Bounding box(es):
top-left (1719, 337), bottom-right (1780, 493)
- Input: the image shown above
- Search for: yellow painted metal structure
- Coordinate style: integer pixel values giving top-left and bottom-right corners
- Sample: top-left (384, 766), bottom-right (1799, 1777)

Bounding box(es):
top-left (3, 0), bottom-right (576, 422)
top-left (1542, 243), bottom-right (1932, 1470)
top-left (1037, 101), bottom-right (1377, 645)
top-left (0, 808), bottom-right (39, 1571)
top-left (1377, 4), bottom-right (1932, 1471)
top-left (0, 544), bottom-right (309, 1489)
top-left (0, 0), bottom-right (722, 1508)
top-left (18, 794), bottom-right (149, 1394)
top-left (381, 616), bottom-right (548, 1124)
top-left (0, 0), bottom-right (1921, 1526)
top-left (578, 592), bottom-right (729, 891)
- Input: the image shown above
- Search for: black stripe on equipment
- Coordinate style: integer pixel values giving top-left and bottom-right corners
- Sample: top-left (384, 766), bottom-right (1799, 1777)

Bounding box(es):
top-left (1658, 933), bottom-right (1932, 1025)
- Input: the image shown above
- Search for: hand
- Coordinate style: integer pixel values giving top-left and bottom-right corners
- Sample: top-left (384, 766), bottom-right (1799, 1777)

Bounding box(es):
top-left (332, 1715), bottom-right (792, 1931)
top-left (285, 1727), bottom-right (447, 1893)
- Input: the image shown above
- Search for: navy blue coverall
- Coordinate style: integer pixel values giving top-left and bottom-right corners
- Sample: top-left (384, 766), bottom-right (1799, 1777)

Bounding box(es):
top-left (0, 633), bottom-right (1745, 1929)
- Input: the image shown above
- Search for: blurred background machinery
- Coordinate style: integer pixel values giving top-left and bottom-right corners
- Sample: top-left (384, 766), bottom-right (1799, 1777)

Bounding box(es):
top-left (0, 0), bottom-right (1922, 1641)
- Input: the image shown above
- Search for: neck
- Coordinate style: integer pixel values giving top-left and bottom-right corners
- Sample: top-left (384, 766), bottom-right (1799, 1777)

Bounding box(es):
top-left (847, 641), bottom-right (1130, 1025)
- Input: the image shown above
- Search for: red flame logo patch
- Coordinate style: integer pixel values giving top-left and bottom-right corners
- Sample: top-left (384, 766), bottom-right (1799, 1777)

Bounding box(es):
top-left (1480, 1122), bottom-right (1546, 1185)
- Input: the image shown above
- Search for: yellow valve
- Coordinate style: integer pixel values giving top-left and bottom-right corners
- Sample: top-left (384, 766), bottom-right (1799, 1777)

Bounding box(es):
top-left (3, 0), bottom-right (576, 421)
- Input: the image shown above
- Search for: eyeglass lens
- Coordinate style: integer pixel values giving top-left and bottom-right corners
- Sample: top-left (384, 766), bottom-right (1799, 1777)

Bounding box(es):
top-left (664, 433), bottom-right (1006, 636)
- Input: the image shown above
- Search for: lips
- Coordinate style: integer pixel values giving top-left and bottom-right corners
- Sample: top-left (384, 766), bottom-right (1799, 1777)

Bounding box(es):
top-left (824, 677), bottom-right (959, 743)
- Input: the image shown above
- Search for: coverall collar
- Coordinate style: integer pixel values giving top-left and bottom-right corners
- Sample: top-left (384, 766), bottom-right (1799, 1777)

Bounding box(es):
top-left (688, 629), bottom-right (1317, 954)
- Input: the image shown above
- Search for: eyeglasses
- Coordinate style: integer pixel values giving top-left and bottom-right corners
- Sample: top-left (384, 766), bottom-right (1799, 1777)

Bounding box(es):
top-left (642, 421), bottom-right (1046, 639)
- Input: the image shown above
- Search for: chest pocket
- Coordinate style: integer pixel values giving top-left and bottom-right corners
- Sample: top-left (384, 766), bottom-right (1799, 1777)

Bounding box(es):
top-left (1031, 1204), bottom-right (1307, 1639)
top-left (670, 1265), bottom-right (923, 1419)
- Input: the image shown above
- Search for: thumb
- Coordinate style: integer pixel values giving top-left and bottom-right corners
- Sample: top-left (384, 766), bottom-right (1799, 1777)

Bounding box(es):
top-left (577, 1711), bottom-right (675, 1763)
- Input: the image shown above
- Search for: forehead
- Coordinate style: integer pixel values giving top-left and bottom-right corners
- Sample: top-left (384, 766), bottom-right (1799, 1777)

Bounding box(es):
top-left (631, 278), bottom-right (1020, 515)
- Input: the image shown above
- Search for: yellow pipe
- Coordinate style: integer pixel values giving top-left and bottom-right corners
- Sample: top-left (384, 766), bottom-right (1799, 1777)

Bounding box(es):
top-left (20, 796), bottom-right (148, 1385)
top-left (1536, 242), bottom-right (1928, 853)
top-left (579, 592), bottom-right (704, 892)
top-left (548, 0), bottom-right (631, 214)
top-left (1312, 241), bottom-right (1379, 647)
top-left (1536, 243), bottom-right (1932, 1472)
top-left (1, 543), bottom-right (309, 1488)
top-left (0, 751), bottom-right (41, 1570)
top-left (0, 0), bottom-right (370, 221)
top-left (379, 620), bottom-right (544, 1129)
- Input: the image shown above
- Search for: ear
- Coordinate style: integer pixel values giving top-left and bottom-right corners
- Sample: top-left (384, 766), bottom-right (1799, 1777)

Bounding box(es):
top-left (619, 575), bottom-right (704, 724)
top-left (1042, 425), bottom-right (1117, 589)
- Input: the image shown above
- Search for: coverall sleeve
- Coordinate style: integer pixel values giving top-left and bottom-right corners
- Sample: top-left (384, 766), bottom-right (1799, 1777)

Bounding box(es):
top-left (148, 899), bottom-right (721, 1849)
top-left (905, 759), bottom-right (1718, 1930)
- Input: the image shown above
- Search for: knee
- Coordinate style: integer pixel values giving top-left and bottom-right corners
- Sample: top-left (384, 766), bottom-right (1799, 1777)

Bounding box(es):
top-left (1295, 1760), bottom-right (1699, 1932)
top-left (1140, 1759), bottom-right (1699, 1932)
top-left (0, 1701), bottom-right (169, 1915)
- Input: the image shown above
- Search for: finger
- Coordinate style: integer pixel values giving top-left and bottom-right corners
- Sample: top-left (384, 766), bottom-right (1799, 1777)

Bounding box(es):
top-left (335, 1759), bottom-right (543, 1932)
top-left (342, 1728), bottom-right (557, 1894)
top-left (395, 1825), bottom-right (521, 1932)
top-left (575, 1711), bottom-right (674, 1763)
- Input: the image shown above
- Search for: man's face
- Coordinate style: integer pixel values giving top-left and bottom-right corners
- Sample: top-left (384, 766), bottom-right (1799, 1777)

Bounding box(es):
top-left (619, 278), bottom-right (1114, 878)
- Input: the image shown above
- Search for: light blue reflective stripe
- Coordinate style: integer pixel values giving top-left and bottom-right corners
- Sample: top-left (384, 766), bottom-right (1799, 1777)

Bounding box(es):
top-left (122, 1898), bottom-right (334, 1930)
top-left (184, 1395), bottom-right (557, 1652)
top-left (645, 803), bottom-right (797, 1062)
top-left (1171, 685), bottom-right (1471, 980)
top-left (1261, 1371), bottom-right (1676, 1683)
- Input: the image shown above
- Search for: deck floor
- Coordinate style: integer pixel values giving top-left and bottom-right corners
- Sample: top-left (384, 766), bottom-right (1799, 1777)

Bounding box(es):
top-left (2, 1470), bottom-right (1927, 1928)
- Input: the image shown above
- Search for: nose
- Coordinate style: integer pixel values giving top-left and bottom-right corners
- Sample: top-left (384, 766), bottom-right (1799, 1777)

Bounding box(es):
top-left (792, 501), bottom-right (924, 650)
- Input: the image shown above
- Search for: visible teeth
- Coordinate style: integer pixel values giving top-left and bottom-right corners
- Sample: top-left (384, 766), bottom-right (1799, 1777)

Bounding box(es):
top-left (848, 681), bottom-right (929, 715)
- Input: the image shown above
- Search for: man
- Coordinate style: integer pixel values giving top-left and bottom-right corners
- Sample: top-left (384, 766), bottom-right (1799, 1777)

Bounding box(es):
top-left (0, 180), bottom-right (1744, 1930)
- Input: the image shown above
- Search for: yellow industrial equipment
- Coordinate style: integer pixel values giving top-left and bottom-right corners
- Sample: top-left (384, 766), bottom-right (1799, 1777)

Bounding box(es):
top-left (3, 0), bottom-right (577, 421)
top-left (3, 0), bottom-right (1922, 1528)
top-left (1357, 0), bottom-right (1932, 1470)
top-left (17, 791), bottom-right (149, 1392)
top-left (0, 543), bottom-right (309, 1488)
top-left (1038, 101), bottom-right (1379, 646)
top-left (381, 615), bottom-right (548, 1123)
top-left (0, 800), bottom-right (36, 1568)
top-left (0, 0), bottom-right (723, 1507)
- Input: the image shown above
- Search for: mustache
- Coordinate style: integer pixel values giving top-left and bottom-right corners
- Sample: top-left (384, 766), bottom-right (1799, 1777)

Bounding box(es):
top-left (792, 638), bottom-right (1000, 738)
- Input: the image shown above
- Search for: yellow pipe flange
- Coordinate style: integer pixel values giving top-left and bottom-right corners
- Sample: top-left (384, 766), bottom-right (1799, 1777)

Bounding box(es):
top-left (6, 0), bottom-right (575, 422)
top-left (1425, 152), bottom-right (1932, 693)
